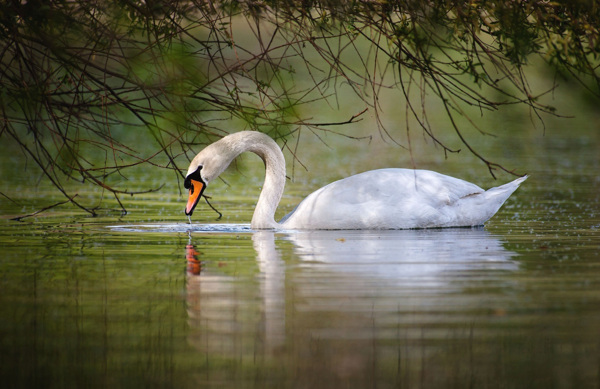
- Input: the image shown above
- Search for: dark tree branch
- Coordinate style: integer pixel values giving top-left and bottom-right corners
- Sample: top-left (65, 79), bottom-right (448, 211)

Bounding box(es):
top-left (1, 1), bottom-right (598, 215)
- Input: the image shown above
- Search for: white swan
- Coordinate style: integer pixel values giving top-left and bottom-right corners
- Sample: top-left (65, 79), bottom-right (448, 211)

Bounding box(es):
top-left (184, 131), bottom-right (527, 230)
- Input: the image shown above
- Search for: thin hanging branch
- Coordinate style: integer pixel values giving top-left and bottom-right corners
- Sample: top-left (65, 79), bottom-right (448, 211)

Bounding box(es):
top-left (10, 195), bottom-right (79, 221)
top-left (1, 1), bottom-right (598, 215)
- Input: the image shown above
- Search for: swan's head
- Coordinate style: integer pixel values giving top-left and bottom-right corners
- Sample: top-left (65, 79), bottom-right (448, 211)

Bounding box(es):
top-left (184, 138), bottom-right (235, 216)
top-left (184, 163), bottom-right (206, 216)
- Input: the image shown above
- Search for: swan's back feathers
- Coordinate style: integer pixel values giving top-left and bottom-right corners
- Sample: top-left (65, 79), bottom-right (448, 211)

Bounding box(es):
top-left (280, 169), bottom-right (527, 230)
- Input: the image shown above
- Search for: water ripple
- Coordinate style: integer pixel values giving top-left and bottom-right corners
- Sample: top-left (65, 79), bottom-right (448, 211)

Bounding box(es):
top-left (107, 223), bottom-right (253, 233)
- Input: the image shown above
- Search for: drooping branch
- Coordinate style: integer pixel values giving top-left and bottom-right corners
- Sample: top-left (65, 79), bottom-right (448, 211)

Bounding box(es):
top-left (1, 1), bottom-right (598, 215)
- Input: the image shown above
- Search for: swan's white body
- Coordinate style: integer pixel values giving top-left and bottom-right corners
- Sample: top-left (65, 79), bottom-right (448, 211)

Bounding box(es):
top-left (185, 131), bottom-right (527, 230)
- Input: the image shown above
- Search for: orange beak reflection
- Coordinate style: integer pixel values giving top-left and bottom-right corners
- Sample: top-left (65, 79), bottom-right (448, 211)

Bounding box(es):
top-left (185, 179), bottom-right (205, 216)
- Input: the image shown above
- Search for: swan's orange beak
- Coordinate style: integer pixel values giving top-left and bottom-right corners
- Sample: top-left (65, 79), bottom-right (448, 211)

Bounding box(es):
top-left (185, 179), bottom-right (205, 216)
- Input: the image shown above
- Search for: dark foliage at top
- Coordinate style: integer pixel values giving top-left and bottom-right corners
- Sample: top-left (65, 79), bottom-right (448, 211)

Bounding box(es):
top-left (1, 1), bottom-right (598, 214)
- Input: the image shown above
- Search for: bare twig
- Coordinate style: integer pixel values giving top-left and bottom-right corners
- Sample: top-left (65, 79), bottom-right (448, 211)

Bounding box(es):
top-left (11, 195), bottom-right (79, 221)
top-left (1, 1), bottom-right (598, 215)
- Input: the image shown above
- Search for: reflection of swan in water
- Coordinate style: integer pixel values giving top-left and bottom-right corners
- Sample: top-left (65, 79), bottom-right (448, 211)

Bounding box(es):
top-left (186, 228), bottom-right (518, 383)
top-left (186, 231), bottom-right (286, 357)
top-left (284, 228), bottom-right (518, 283)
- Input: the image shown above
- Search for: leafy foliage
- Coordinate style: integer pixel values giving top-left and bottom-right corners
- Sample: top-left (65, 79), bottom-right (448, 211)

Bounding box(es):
top-left (1, 0), bottom-right (598, 215)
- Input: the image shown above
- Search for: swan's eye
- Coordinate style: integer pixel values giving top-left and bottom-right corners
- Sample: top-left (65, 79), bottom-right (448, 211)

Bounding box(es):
top-left (184, 166), bottom-right (203, 189)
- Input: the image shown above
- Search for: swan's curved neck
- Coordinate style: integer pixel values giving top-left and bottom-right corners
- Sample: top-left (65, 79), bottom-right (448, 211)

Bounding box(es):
top-left (224, 132), bottom-right (286, 229)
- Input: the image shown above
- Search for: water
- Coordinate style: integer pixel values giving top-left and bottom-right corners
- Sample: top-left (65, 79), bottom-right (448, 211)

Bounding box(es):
top-left (1, 109), bottom-right (599, 387)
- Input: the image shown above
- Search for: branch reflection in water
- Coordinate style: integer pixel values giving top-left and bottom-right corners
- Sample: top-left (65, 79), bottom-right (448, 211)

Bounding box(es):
top-left (184, 228), bottom-right (518, 385)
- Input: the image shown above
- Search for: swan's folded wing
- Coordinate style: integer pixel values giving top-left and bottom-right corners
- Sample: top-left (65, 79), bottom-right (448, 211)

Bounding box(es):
top-left (280, 169), bottom-right (485, 229)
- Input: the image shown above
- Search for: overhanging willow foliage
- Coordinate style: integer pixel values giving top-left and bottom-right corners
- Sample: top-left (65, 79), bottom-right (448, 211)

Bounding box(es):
top-left (1, 1), bottom-right (598, 215)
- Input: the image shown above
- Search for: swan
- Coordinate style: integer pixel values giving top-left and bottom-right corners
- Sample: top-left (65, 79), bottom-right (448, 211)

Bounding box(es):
top-left (184, 131), bottom-right (527, 230)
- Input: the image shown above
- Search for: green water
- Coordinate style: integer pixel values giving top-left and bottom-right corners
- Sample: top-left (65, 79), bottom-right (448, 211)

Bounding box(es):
top-left (1, 102), bottom-right (600, 388)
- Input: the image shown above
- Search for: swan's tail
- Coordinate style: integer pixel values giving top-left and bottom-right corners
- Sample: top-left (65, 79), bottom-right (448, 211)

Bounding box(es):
top-left (479, 175), bottom-right (528, 220)
top-left (485, 175), bottom-right (528, 199)
top-left (454, 175), bottom-right (528, 227)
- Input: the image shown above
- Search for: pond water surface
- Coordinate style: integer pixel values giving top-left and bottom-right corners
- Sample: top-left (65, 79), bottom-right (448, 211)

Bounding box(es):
top-left (1, 113), bottom-right (599, 388)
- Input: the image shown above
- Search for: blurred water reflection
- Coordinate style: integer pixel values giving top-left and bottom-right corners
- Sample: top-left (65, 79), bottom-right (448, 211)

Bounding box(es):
top-left (185, 228), bottom-right (520, 387)
top-left (284, 228), bottom-right (518, 279)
